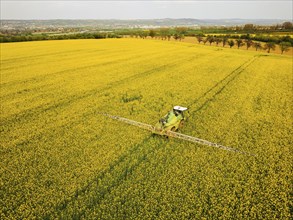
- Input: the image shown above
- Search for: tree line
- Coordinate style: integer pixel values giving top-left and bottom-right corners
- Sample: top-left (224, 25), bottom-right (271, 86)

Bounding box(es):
top-left (0, 32), bottom-right (121, 43)
top-left (196, 35), bottom-right (291, 54)
top-left (126, 28), bottom-right (292, 54)
top-left (199, 22), bottom-right (293, 32)
top-left (127, 28), bottom-right (292, 43)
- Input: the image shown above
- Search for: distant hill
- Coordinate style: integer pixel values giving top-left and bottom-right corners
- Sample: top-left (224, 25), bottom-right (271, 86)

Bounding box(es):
top-left (1, 18), bottom-right (289, 30)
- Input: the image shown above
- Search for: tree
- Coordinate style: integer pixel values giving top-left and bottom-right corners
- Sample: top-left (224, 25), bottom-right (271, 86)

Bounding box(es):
top-left (282, 21), bottom-right (293, 30)
top-left (196, 35), bottom-right (203, 44)
top-left (235, 39), bottom-right (244, 49)
top-left (214, 37), bottom-right (222, 46)
top-left (253, 42), bottom-right (262, 51)
top-left (243, 24), bottom-right (254, 31)
top-left (228, 40), bottom-right (235, 48)
top-left (241, 33), bottom-right (251, 40)
top-left (173, 33), bottom-right (180, 41)
top-left (175, 27), bottom-right (188, 35)
top-left (207, 36), bottom-right (214, 45)
top-left (159, 28), bottom-right (169, 40)
top-left (174, 34), bottom-right (184, 41)
top-left (139, 31), bottom-right (148, 39)
top-left (245, 39), bottom-right (253, 50)
top-left (264, 42), bottom-right (276, 53)
top-left (149, 30), bottom-right (156, 38)
top-left (279, 42), bottom-right (291, 54)
top-left (167, 34), bottom-right (172, 41)
top-left (179, 34), bottom-right (185, 41)
top-left (203, 38), bottom-right (208, 45)
top-left (280, 35), bottom-right (293, 44)
top-left (222, 36), bottom-right (228, 47)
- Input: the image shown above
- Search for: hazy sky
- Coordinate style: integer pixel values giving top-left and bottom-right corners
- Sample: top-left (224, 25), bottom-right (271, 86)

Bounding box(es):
top-left (1, 1), bottom-right (292, 20)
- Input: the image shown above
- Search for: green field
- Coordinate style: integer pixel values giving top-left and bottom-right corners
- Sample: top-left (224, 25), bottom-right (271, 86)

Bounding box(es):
top-left (1, 39), bottom-right (292, 219)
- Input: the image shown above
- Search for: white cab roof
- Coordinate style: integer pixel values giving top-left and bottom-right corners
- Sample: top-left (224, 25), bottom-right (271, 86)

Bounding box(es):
top-left (173, 106), bottom-right (188, 111)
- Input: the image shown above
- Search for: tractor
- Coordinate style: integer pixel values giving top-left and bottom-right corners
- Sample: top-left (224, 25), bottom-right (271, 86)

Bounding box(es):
top-left (153, 106), bottom-right (188, 135)
top-left (101, 106), bottom-right (254, 156)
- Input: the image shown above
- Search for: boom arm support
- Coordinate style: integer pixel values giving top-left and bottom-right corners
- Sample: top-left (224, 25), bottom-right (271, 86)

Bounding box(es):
top-left (101, 113), bottom-right (255, 156)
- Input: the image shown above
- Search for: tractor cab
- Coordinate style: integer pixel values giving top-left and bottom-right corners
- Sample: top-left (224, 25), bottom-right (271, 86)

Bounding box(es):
top-left (154, 106), bottom-right (188, 135)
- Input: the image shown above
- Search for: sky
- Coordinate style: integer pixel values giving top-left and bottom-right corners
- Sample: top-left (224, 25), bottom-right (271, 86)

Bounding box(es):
top-left (1, 0), bottom-right (292, 20)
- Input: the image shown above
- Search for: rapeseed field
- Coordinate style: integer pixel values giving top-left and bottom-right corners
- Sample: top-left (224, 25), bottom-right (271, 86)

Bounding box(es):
top-left (1, 39), bottom-right (292, 219)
